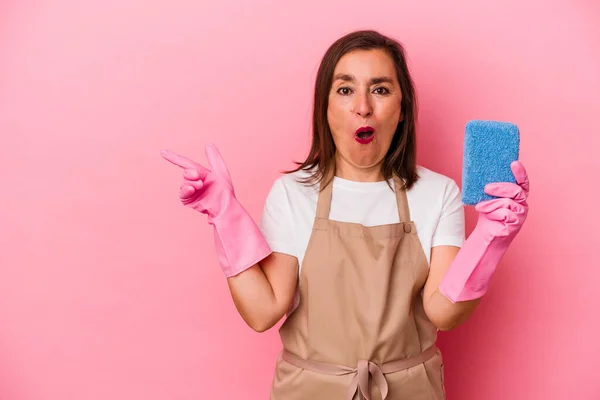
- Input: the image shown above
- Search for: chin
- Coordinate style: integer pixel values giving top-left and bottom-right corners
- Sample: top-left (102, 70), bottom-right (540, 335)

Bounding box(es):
top-left (335, 139), bottom-right (387, 169)
top-left (349, 154), bottom-right (384, 169)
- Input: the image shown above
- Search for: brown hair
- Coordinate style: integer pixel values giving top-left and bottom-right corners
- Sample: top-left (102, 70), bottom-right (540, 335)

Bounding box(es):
top-left (287, 29), bottom-right (419, 191)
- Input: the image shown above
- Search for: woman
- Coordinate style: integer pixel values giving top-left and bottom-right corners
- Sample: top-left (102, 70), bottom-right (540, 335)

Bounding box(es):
top-left (161, 30), bottom-right (529, 399)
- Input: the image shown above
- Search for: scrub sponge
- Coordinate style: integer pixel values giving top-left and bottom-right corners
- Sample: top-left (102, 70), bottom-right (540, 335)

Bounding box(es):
top-left (461, 120), bottom-right (520, 205)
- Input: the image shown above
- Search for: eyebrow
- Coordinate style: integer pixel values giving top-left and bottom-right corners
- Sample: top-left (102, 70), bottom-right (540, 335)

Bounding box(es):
top-left (333, 74), bottom-right (394, 85)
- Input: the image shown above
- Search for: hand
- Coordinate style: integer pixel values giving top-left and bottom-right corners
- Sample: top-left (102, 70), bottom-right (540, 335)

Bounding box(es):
top-left (438, 160), bottom-right (531, 302)
top-left (161, 144), bottom-right (235, 221)
top-left (160, 143), bottom-right (272, 277)
top-left (473, 160), bottom-right (530, 241)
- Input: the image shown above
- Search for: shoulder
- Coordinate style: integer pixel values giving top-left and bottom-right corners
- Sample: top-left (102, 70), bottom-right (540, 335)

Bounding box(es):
top-left (407, 166), bottom-right (463, 220)
top-left (265, 168), bottom-right (320, 204)
top-left (411, 165), bottom-right (461, 197)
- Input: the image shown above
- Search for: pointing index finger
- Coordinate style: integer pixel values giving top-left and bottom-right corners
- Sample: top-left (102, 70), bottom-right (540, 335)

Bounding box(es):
top-left (161, 150), bottom-right (209, 178)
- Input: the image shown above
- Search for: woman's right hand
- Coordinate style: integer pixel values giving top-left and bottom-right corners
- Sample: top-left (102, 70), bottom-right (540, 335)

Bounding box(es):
top-left (160, 143), bottom-right (298, 332)
top-left (161, 145), bottom-right (299, 332)
top-left (160, 143), bottom-right (236, 221)
top-left (161, 143), bottom-right (273, 279)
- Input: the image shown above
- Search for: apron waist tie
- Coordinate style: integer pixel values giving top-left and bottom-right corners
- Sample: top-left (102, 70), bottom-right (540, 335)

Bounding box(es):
top-left (281, 345), bottom-right (437, 400)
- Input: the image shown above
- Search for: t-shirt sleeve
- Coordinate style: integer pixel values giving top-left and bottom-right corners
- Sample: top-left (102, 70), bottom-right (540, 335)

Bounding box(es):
top-left (258, 178), bottom-right (297, 258)
top-left (431, 179), bottom-right (465, 248)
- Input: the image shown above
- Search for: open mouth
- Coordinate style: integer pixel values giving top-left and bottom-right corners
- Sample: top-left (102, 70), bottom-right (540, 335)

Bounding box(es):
top-left (354, 126), bottom-right (375, 144)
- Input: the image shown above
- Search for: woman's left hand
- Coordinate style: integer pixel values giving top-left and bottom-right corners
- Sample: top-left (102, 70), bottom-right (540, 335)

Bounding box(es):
top-left (474, 160), bottom-right (530, 240)
top-left (438, 160), bottom-right (531, 303)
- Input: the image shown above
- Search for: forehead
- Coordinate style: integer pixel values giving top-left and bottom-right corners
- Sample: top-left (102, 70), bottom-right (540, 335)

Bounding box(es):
top-left (333, 49), bottom-right (397, 80)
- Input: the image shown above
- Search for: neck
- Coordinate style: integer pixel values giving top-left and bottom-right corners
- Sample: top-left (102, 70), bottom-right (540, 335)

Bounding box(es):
top-left (334, 155), bottom-right (384, 182)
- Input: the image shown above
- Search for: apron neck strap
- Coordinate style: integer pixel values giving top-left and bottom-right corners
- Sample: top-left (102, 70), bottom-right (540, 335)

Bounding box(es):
top-left (393, 175), bottom-right (411, 222)
top-left (316, 175), bottom-right (333, 219)
top-left (315, 174), bottom-right (411, 222)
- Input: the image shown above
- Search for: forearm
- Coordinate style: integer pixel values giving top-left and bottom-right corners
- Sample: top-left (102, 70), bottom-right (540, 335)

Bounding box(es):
top-left (423, 245), bottom-right (482, 331)
top-left (226, 252), bottom-right (298, 333)
top-left (424, 288), bottom-right (481, 331)
top-left (227, 263), bottom-right (283, 332)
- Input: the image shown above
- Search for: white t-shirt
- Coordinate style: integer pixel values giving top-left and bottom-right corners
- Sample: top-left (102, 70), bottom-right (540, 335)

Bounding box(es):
top-left (259, 165), bottom-right (465, 268)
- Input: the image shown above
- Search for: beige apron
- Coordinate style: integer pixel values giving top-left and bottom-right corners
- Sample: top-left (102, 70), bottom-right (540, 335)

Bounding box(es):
top-left (270, 175), bottom-right (446, 400)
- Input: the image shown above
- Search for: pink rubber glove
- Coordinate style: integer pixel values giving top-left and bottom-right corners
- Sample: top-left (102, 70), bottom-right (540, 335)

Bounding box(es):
top-left (439, 161), bottom-right (530, 303)
top-left (161, 144), bottom-right (272, 277)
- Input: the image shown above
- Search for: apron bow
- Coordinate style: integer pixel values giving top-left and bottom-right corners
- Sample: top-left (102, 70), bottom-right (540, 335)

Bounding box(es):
top-left (346, 359), bottom-right (389, 400)
top-left (281, 346), bottom-right (438, 399)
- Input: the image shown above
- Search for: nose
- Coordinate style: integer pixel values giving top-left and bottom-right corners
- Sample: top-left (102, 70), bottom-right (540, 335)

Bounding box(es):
top-left (352, 92), bottom-right (373, 120)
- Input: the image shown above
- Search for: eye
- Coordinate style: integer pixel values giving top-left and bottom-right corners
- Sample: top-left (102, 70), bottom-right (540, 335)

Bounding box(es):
top-left (373, 87), bottom-right (390, 95)
top-left (337, 87), bottom-right (353, 96)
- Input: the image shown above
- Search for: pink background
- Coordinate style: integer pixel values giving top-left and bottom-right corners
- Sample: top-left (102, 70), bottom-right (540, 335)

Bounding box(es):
top-left (1, 0), bottom-right (599, 399)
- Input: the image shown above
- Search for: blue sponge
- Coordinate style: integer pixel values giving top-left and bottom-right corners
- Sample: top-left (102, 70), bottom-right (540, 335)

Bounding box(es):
top-left (461, 120), bottom-right (520, 205)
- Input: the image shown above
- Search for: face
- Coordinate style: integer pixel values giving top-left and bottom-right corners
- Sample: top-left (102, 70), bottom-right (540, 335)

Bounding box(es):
top-left (327, 48), bottom-right (403, 179)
